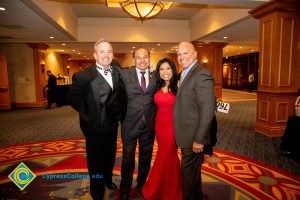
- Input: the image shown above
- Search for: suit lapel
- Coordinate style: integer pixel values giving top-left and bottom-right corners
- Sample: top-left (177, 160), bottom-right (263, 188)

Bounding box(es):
top-left (111, 67), bottom-right (118, 92)
top-left (177, 62), bottom-right (198, 97)
top-left (146, 69), bottom-right (155, 92)
top-left (132, 67), bottom-right (144, 93)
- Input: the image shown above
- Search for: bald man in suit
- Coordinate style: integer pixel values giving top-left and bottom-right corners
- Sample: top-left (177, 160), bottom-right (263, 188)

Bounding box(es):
top-left (174, 42), bottom-right (216, 200)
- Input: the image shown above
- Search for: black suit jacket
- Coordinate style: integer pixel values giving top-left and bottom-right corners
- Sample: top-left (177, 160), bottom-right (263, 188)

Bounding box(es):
top-left (47, 74), bottom-right (57, 90)
top-left (67, 63), bottom-right (126, 138)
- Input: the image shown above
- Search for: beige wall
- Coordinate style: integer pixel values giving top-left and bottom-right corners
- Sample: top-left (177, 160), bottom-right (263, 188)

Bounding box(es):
top-left (32, 0), bottom-right (77, 39)
top-left (0, 44), bottom-right (36, 103)
top-left (190, 9), bottom-right (250, 41)
top-left (44, 50), bottom-right (65, 84)
top-left (78, 18), bottom-right (190, 43)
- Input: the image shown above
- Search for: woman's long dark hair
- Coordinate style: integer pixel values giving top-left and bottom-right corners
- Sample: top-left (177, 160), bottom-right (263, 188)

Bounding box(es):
top-left (156, 57), bottom-right (178, 95)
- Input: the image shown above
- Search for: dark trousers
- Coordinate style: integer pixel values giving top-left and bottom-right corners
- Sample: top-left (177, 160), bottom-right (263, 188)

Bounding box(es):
top-left (181, 148), bottom-right (204, 200)
top-left (120, 122), bottom-right (155, 194)
top-left (47, 89), bottom-right (56, 108)
top-left (85, 123), bottom-right (118, 200)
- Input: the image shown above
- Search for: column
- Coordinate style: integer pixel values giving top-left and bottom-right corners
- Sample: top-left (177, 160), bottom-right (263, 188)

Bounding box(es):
top-left (249, 0), bottom-right (300, 136)
top-left (27, 43), bottom-right (49, 106)
top-left (194, 42), bottom-right (227, 99)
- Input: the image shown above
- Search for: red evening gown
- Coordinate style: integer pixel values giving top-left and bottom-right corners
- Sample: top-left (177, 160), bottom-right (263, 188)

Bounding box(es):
top-left (142, 89), bottom-right (182, 200)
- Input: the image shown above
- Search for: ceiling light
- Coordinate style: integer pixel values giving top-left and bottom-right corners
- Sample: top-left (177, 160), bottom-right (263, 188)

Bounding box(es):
top-left (62, 43), bottom-right (66, 46)
top-left (157, 44), bottom-right (161, 46)
top-left (72, 49), bottom-right (76, 51)
top-left (49, 36), bottom-right (54, 39)
top-left (0, 7), bottom-right (6, 11)
top-left (119, 1), bottom-right (173, 22)
top-left (132, 46), bottom-right (136, 49)
top-left (239, 46), bottom-right (242, 49)
top-left (223, 36), bottom-right (228, 39)
top-left (251, 49), bottom-right (254, 52)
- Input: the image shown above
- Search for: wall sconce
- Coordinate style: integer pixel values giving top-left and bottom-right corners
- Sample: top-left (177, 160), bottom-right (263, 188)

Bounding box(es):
top-left (203, 59), bottom-right (208, 67)
top-left (41, 64), bottom-right (45, 73)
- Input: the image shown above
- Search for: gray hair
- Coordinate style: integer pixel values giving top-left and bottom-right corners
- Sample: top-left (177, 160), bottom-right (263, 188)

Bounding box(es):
top-left (94, 38), bottom-right (112, 52)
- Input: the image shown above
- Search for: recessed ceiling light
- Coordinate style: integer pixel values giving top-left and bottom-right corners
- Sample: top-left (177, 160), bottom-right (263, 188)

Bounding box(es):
top-left (72, 49), bottom-right (75, 52)
top-left (130, 50), bottom-right (134, 53)
top-left (239, 46), bottom-right (242, 49)
top-left (151, 48), bottom-right (155, 50)
top-left (62, 43), bottom-right (66, 46)
top-left (223, 36), bottom-right (228, 39)
top-left (49, 36), bottom-right (54, 39)
top-left (157, 44), bottom-right (161, 46)
top-left (60, 50), bottom-right (64, 51)
top-left (0, 7), bottom-right (6, 11)
top-left (78, 52), bottom-right (81, 54)
top-left (132, 46), bottom-right (136, 49)
top-left (251, 49), bottom-right (254, 52)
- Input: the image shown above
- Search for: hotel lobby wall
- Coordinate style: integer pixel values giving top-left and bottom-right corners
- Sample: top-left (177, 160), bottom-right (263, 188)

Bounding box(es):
top-left (78, 18), bottom-right (190, 43)
top-left (0, 43), bottom-right (36, 105)
top-left (44, 51), bottom-right (65, 80)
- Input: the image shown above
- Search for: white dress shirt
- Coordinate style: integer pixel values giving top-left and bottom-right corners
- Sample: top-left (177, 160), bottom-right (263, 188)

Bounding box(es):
top-left (136, 68), bottom-right (149, 88)
top-left (96, 63), bottom-right (113, 89)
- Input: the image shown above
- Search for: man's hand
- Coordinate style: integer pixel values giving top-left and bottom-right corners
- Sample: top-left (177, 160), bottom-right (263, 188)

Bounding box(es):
top-left (192, 142), bottom-right (204, 153)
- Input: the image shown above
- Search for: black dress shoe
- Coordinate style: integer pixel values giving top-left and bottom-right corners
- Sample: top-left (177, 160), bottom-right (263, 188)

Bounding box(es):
top-left (135, 185), bottom-right (144, 198)
top-left (105, 181), bottom-right (117, 190)
top-left (119, 193), bottom-right (129, 200)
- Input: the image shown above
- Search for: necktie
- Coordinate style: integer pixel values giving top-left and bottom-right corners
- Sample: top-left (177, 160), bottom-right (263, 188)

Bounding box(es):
top-left (140, 71), bottom-right (146, 92)
top-left (98, 66), bottom-right (113, 75)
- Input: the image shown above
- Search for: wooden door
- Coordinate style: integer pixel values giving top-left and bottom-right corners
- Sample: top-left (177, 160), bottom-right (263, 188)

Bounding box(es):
top-left (0, 54), bottom-right (11, 110)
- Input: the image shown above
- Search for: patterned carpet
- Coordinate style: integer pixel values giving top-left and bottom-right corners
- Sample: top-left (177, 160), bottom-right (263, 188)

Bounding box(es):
top-left (0, 139), bottom-right (299, 200)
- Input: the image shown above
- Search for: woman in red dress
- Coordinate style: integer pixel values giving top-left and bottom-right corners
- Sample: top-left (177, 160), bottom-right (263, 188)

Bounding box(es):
top-left (142, 58), bottom-right (182, 200)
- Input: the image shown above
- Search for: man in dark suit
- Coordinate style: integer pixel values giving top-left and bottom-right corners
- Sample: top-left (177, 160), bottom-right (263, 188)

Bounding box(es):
top-left (67, 39), bottom-right (126, 200)
top-left (46, 70), bottom-right (57, 108)
top-left (119, 48), bottom-right (157, 200)
top-left (174, 42), bottom-right (215, 200)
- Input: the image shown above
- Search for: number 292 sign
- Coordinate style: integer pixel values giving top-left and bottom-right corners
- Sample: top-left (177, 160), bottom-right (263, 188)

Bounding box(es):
top-left (216, 101), bottom-right (230, 113)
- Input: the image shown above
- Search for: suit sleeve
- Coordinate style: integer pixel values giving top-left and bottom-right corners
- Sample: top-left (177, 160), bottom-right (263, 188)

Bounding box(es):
top-left (194, 70), bottom-right (216, 144)
top-left (67, 73), bottom-right (85, 112)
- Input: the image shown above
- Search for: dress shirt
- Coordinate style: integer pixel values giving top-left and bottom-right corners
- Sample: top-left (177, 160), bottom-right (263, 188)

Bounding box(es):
top-left (96, 63), bottom-right (113, 89)
top-left (136, 67), bottom-right (149, 88)
top-left (180, 60), bottom-right (198, 82)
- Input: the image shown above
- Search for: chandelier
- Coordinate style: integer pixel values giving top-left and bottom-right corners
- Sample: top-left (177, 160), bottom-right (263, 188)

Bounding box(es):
top-left (119, 0), bottom-right (172, 22)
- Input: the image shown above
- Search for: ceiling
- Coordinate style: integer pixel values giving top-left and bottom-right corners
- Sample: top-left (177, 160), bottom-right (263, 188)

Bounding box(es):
top-left (0, 0), bottom-right (268, 60)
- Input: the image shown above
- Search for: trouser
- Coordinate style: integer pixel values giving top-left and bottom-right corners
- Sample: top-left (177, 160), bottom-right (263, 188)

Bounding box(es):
top-left (47, 89), bottom-right (56, 108)
top-left (181, 148), bottom-right (204, 200)
top-left (120, 122), bottom-right (155, 194)
top-left (85, 123), bottom-right (118, 199)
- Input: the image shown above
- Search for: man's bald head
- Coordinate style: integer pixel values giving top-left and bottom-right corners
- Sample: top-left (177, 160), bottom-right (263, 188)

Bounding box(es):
top-left (177, 42), bottom-right (197, 69)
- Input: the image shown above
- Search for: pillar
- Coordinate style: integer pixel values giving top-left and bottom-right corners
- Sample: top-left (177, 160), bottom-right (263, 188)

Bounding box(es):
top-left (194, 42), bottom-right (227, 99)
top-left (27, 43), bottom-right (49, 106)
top-left (249, 0), bottom-right (300, 136)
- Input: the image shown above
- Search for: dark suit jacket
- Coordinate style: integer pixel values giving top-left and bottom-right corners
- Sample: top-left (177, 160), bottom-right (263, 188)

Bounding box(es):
top-left (67, 63), bottom-right (126, 138)
top-left (119, 67), bottom-right (157, 137)
top-left (47, 74), bottom-right (57, 90)
top-left (174, 62), bottom-right (216, 148)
